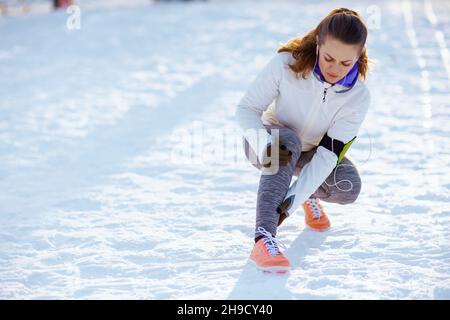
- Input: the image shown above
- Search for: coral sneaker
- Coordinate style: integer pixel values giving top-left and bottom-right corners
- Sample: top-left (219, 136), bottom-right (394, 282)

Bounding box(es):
top-left (303, 198), bottom-right (330, 231)
top-left (249, 227), bottom-right (291, 274)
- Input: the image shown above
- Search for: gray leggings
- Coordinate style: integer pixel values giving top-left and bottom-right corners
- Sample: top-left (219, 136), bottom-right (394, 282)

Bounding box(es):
top-left (243, 125), bottom-right (362, 240)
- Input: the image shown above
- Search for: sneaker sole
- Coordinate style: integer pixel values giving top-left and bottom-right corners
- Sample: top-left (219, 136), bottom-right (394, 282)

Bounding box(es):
top-left (249, 260), bottom-right (291, 274)
top-left (306, 225), bottom-right (330, 232)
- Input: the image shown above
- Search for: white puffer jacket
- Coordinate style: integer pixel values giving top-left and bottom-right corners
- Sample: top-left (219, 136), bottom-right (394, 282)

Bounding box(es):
top-left (235, 51), bottom-right (370, 214)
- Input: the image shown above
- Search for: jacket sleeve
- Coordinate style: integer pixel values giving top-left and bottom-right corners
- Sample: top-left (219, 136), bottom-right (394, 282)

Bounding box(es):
top-left (283, 88), bottom-right (371, 214)
top-left (234, 54), bottom-right (284, 162)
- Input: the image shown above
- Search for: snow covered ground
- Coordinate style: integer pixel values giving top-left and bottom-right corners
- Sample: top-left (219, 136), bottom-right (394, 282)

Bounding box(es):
top-left (0, 0), bottom-right (449, 299)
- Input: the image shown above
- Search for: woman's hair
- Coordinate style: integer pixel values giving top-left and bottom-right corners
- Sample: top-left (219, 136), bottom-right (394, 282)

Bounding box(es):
top-left (278, 8), bottom-right (369, 80)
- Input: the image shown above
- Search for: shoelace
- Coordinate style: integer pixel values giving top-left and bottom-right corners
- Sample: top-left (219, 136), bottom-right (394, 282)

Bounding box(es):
top-left (306, 198), bottom-right (322, 219)
top-left (257, 227), bottom-right (286, 256)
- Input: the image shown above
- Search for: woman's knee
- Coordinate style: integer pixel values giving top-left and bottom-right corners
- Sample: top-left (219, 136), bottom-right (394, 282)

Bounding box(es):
top-left (243, 126), bottom-right (302, 169)
top-left (275, 127), bottom-right (302, 157)
top-left (337, 177), bottom-right (361, 204)
top-left (331, 159), bottom-right (362, 204)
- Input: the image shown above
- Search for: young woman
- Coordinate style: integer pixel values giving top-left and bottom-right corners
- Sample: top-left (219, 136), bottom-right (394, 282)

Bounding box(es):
top-left (235, 8), bottom-right (371, 273)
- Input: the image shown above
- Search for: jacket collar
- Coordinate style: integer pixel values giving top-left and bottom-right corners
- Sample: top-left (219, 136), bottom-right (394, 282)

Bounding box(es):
top-left (312, 58), bottom-right (358, 93)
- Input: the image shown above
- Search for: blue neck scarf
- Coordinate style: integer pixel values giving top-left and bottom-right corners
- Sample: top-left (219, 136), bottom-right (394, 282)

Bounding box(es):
top-left (313, 60), bottom-right (359, 88)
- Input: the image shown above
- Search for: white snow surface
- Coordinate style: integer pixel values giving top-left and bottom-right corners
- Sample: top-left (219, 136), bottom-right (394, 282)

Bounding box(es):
top-left (0, 0), bottom-right (449, 299)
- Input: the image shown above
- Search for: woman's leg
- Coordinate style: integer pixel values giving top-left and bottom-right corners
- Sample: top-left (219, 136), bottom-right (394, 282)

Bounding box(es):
top-left (243, 125), bottom-right (302, 241)
top-left (293, 148), bottom-right (362, 204)
top-left (313, 156), bottom-right (361, 204)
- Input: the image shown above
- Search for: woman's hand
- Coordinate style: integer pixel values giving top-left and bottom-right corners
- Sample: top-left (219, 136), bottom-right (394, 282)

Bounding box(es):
top-left (261, 138), bottom-right (293, 168)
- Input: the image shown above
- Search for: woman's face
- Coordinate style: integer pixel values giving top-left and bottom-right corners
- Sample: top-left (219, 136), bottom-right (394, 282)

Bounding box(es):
top-left (317, 35), bottom-right (360, 84)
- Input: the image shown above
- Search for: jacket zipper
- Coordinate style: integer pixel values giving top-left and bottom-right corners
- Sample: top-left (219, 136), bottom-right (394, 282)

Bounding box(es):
top-left (322, 87), bottom-right (328, 102)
